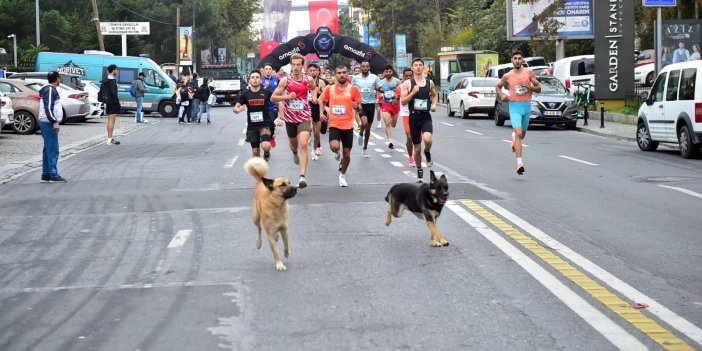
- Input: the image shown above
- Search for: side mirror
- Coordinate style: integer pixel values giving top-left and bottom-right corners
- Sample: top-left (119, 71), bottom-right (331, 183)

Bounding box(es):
top-left (160, 81), bottom-right (167, 89)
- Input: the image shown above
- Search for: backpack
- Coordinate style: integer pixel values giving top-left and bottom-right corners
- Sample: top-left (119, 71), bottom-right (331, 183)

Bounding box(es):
top-left (129, 83), bottom-right (137, 98)
top-left (97, 82), bottom-right (109, 103)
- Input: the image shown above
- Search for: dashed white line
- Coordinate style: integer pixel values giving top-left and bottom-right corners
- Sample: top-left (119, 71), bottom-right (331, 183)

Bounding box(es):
top-left (237, 138), bottom-right (245, 146)
top-left (380, 154), bottom-right (391, 158)
top-left (167, 229), bottom-right (192, 249)
top-left (657, 184), bottom-right (702, 200)
top-left (390, 161), bottom-right (404, 167)
top-left (465, 129), bottom-right (485, 135)
top-left (441, 122), bottom-right (455, 127)
top-left (374, 148), bottom-right (385, 153)
top-left (224, 155), bottom-right (239, 169)
top-left (559, 155), bottom-right (598, 166)
top-left (501, 140), bottom-right (529, 147)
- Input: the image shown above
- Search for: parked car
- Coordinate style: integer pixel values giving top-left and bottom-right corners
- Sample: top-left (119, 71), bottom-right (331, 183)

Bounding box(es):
top-left (635, 49), bottom-right (655, 67)
top-left (0, 78), bottom-right (40, 134)
top-left (552, 55), bottom-right (595, 94)
top-left (0, 91), bottom-right (12, 130)
top-left (447, 77), bottom-right (499, 118)
top-left (634, 63), bottom-right (656, 86)
top-left (523, 56), bottom-right (548, 67)
top-left (75, 79), bottom-right (103, 117)
top-left (23, 79), bottom-right (90, 122)
top-left (494, 75), bottom-right (578, 129)
top-left (447, 72), bottom-right (475, 92)
top-left (636, 60), bottom-right (702, 158)
top-left (9, 71), bottom-right (84, 91)
top-left (485, 63), bottom-right (518, 79)
top-left (529, 66), bottom-right (552, 76)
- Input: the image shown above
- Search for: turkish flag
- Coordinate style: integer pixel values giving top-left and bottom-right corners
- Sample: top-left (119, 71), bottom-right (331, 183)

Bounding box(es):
top-left (260, 40), bottom-right (279, 59)
top-left (309, 1), bottom-right (338, 34)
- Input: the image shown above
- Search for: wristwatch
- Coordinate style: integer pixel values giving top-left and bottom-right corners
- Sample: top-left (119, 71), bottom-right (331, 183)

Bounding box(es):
top-left (313, 27), bottom-right (335, 59)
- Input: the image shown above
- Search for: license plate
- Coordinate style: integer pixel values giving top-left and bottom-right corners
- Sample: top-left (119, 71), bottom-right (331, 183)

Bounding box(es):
top-left (544, 110), bottom-right (561, 116)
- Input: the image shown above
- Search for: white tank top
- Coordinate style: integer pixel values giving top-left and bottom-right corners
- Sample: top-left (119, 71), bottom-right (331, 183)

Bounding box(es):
top-left (399, 82), bottom-right (409, 117)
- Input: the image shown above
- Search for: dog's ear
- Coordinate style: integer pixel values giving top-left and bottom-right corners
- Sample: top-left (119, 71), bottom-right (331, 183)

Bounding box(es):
top-left (440, 174), bottom-right (447, 182)
top-left (430, 170), bottom-right (437, 182)
top-left (262, 177), bottom-right (275, 191)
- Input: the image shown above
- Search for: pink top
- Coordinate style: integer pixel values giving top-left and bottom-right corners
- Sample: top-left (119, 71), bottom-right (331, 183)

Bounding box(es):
top-left (283, 74), bottom-right (312, 123)
top-left (507, 68), bottom-right (533, 103)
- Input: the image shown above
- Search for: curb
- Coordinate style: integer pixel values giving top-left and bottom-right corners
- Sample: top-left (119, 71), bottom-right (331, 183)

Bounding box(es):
top-left (575, 126), bottom-right (636, 142)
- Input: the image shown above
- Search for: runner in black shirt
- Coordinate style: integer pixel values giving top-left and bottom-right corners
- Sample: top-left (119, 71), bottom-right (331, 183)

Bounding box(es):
top-left (234, 69), bottom-right (274, 161)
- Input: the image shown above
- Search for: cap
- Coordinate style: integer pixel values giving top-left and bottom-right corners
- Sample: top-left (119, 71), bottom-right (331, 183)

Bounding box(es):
top-left (138, 72), bottom-right (146, 77)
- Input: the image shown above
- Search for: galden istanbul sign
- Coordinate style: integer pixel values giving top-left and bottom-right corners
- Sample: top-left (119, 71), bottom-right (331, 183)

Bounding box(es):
top-left (100, 22), bottom-right (150, 35)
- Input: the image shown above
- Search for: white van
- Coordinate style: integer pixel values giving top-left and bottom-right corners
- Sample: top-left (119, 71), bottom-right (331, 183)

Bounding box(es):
top-left (552, 55), bottom-right (595, 93)
top-left (637, 61), bottom-right (702, 158)
top-left (485, 63), bottom-right (518, 79)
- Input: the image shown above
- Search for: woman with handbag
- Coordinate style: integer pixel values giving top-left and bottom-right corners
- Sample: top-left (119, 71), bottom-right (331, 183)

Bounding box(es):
top-left (198, 77), bottom-right (215, 124)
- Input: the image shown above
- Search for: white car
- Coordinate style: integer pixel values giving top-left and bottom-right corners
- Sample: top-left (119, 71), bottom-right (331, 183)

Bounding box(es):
top-left (634, 63), bottom-right (656, 87)
top-left (0, 91), bottom-right (13, 129)
top-left (81, 80), bottom-right (105, 117)
top-left (446, 77), bottom-right (500, 118)
top-left (552, 55), bottom-right (595, 94)
top-left (637, 60), bottom-right (702, 158)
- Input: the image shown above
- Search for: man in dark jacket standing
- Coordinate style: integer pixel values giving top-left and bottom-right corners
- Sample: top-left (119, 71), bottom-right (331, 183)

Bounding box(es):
top-left (191, 72), bottom-right (201, 123)
top-left (103, 64), bottom-right (121, 145)
top-left (133, 71), bottom-right (148, 124)
top-left (39, 71), bottom-right (67, 183)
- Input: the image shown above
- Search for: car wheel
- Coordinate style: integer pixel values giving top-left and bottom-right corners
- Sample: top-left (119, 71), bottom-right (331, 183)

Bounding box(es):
top-left (159, 101), bottom-right (177, 117)
top-left (59, 109), bottom-right (68, 125)
top-left (13, 110), bottom-right (37, 135)
top-left (645, 72), bottom-right (655, 87)
top-left (494, 105), bottom-right (505, 126)
top-left (447, 100), bottom-right (454, 117)
top-left (460, 102), bottom-right (468, 119)
top-left (678, 124), bottom-right (699, 159)
top-left (637, 121), bottom-right (658, 151)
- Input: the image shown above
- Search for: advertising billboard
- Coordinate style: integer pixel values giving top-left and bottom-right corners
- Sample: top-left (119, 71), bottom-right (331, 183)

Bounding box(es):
top-left (364, 24), bottom-right (380, 49)
top-left (660, 20), bottom-right (702, 67)
top-left (594, 0), bottom-right (634, 99)
top-left (506, 0), bottom-right (593, 40)
top-left (395, 34), bottom-right (407, 68)
top-left (179, 26), bottom-right (193, 65)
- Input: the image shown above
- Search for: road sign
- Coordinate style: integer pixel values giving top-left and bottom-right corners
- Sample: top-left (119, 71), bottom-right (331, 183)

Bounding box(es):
top-left (247, 52), bottom-right (255, 58)
top-left (643, 0), bottom-right (676, 6)
top-left (100, 22), bottom-right (150, 35)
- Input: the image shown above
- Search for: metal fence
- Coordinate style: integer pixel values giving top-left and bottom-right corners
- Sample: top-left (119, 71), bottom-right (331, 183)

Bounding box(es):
top-left (625, 83), bottom-right (651, 109)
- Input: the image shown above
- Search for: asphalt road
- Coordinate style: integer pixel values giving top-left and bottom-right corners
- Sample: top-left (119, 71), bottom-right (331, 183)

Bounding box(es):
top-left (1, 106), bottom-right (701, 351)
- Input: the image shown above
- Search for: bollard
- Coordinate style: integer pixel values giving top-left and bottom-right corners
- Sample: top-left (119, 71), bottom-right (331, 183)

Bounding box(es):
top-left (600, 101), bottom-right (605, 128)
top-left (583, 101), bottom-right (589, 126)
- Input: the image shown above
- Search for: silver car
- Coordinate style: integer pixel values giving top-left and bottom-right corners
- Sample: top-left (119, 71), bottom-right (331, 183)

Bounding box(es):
top-left (23, 79), bottom-right (90, 123)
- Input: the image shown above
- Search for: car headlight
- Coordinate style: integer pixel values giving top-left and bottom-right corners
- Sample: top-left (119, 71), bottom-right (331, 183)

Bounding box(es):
top-left (565, 99), bottom-right (575, 106)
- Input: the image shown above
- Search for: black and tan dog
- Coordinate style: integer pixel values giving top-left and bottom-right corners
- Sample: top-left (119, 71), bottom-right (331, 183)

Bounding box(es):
top-left (385, 170), bottom-right (450, 247)
top-left (245, 157), bottom-right (298, 271)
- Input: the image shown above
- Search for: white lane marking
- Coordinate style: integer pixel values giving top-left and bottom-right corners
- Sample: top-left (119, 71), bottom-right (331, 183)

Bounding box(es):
top-left (395, 148), bottom-right (406, 153)
top-left (441, 122), bottom-right (455, 127)
top-left (465, 129), bottom-right (485, 135)
top-left (167, 230), bottom-right (192, 249)
top-left (368, 141), bottom-right (376, 146)
top-left (380, 154), bottom-right (391, 158)
top-left (370, 130), bottom-right (385, 140)
top-left (559, 155), bottom-right (598, 166)
top-left (657, 184), bottom-right (702, 200)
top-left (403, 170), bottom-right (414, 177)
top-left (501, 140), bottom-right (529, 147)
top-left (445, 202), bottom-right (647, 351)
top-left (374, 148), bottom-right (385, 153)
top-left (237, 138), bottom-right (245, 146)
top-left (390, 161), bottom-right (404, 167)
top-left (224, 155), bottom-right (239, 169)
top-left (481, 200), bottom-right (702, 347)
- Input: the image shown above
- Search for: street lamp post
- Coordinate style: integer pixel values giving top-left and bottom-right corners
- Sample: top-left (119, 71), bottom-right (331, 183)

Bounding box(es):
top-left (7, 34), bottom-right (17, 67)
top-left (35, 0), bottom-right (40, 46)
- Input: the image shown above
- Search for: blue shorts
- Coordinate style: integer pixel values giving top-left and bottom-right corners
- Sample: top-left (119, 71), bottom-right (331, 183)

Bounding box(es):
top-left (509, 101), bottom-right (531, 131)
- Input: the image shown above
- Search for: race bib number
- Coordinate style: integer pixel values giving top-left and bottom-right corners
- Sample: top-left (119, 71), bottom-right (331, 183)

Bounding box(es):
top-left (361, 87), bottom-right (372, 93)
top-left (515, 85), bottom-right (530, 96)
top-left (289, 99), bottom-right (305, 111)
top-left (414, 99), bottom-right (428, 111)
top-left (250, 111), bottom-right (264, 123)
top-left (384, 90), bottom-right (395, 100)
top-left (332, 105), bottom-right (346, 116)
top-left (181, 101), bottom-right (189, 106)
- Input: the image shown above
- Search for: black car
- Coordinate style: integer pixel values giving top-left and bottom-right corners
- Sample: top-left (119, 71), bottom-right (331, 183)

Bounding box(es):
top-left (494, 76), bottom-right (578, 129)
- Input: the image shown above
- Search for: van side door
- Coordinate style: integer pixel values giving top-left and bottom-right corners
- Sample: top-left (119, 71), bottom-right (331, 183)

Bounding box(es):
top-left (645, 72), bottom-right (668, 141)
top-left (663, 69), bottom-right (682, 142)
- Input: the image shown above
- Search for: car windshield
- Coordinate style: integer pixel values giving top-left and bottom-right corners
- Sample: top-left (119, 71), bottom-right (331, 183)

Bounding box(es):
top-left (538, 78), bottom-right (568, 94)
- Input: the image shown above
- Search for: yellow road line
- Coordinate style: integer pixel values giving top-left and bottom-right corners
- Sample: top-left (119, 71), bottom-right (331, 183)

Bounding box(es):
top-left (460, 199), bottom-right (694, 351)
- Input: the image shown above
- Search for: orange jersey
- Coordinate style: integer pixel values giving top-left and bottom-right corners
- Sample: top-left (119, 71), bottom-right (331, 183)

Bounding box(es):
top-left (322, 83), bottom-right (362, 130)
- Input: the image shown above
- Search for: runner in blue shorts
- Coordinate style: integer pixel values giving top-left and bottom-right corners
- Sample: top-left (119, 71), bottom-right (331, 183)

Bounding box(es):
top-left (496, 50), bottom-right (541, 175)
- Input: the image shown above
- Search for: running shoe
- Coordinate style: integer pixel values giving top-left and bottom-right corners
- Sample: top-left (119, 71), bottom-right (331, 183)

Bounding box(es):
top-left (417, 168), bottom-right (424, 183)
top-left (263, 152), bottom-right (270, 162)
top-left (310, 149), bottom-right (318, 161)
top-left (315, 147), bottom-right (323, 156)
top-left (409, 156), bottom-right (416, 168)
top-left (357, 132), bottom-right (363, 146)
top-left (50, 176), bottom-right (68, 183)
top-left (41, 174), bottom-right (51, 183)
top-left (363, 149), bottom-right (370, 158)
top-left (424, 149), bottom-right (433, 167)
top-left (106, 138), bottom-right (121, 145)
top-left (517, 162), bottom-right (525, 175)
top-left (335, 152), bottom-right (341, 161)
top-left (388, 140), bottom-right (394, 149)
top-left (293, 152), bottom-right (300, 165)
top-left (338, 174), bottom-right (348, 187)
top-left (298, 175), bottom-right (307, 188)
top-left (510, 132), bottom-right (516, 153)
top-left (376, 120), bottom-right (382, 129)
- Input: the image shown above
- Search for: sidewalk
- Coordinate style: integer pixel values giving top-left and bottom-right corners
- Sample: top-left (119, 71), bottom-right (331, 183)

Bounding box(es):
top-left (575, 113), bottom-right (637, 142)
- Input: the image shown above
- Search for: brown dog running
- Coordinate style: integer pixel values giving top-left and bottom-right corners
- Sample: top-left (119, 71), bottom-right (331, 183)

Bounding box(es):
top-left (385, 170), bottom-right (450, 247)
top-left (244, 157), bottom-right (298, 271)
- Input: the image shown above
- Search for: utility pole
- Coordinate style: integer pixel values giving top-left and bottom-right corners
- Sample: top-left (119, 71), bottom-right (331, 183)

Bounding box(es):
top-left (91, 0), bottom-right (105, 51)
top-left (176, 6), bottom-right (180, 72)
top-left (35, 0), bottom-right (40, 46)
top-left (192, 0), bottom-right (196, 74)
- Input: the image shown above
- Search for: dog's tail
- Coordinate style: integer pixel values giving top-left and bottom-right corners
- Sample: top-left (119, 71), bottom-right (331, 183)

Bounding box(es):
top-left (244, 157), bottom-right (268, 184)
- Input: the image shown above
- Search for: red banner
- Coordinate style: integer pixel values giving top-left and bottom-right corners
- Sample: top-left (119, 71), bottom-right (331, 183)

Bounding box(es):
top-left (309, 1), bottom-right (339, 34)
top-left (260, 40), bottom-right (280, 59)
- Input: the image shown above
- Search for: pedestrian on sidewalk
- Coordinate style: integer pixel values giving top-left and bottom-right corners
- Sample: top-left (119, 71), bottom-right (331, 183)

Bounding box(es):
top-left (191, 72), bottom-right (201, 123)
top-left (133, 72), bottom-right (148, 124)
top-left (197, 77), bottom-right (213, 124)
top-left (100, 64), bottom-right (121, 145)
top-left (178, 81), bottom-right (194, 124)
top-left (39, 71), bottom-right (67, 183)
